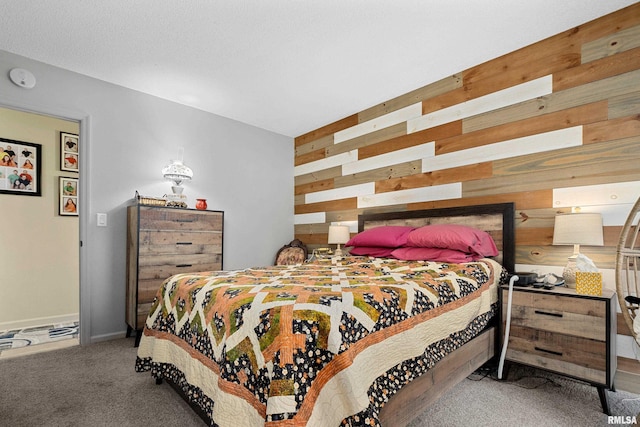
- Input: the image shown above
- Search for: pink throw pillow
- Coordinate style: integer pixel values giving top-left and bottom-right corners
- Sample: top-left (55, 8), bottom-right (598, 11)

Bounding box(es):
top-left (391, 247), bottom-right (479, 263)
top-left (406, 224), bottom-right (498, 257)
top-left (346, 226), bottom-right (414, 248)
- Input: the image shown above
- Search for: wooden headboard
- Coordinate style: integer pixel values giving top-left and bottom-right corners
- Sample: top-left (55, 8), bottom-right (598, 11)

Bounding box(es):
top-left (358, 203), bottom-right (515, 273)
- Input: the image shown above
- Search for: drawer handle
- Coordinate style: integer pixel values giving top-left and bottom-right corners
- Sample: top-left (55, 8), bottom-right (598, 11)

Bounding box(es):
top-left (177, 219), bottom-right (195, 223)
top-left (176, 264), bottom-right (193, 268)
top-left (534, 310), bottom-right (563, 318)
top-left (176, 242), bottom-right (193, 245)
top-left (534, 346), bottom-right (563, 357)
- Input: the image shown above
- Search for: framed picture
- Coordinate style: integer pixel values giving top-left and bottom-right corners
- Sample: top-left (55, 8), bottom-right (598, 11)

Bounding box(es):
top-left (59, 176), bottom-right (78, 216)
top-left (0, 137), bottom-right (42, 196)
top-left (60, 132), bottom-right (79, 172)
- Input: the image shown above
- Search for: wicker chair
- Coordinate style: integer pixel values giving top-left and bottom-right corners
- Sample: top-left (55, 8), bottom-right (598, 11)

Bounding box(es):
top-left (616, 196), bottom-right (640, 346)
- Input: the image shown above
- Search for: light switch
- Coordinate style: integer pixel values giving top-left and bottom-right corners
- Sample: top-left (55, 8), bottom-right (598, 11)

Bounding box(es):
top-left (97, 213), bottom-right (108, 227)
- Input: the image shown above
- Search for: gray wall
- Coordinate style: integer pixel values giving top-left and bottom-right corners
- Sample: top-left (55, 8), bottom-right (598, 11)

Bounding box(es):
top-left (0, 49), bottom-right (293, 342)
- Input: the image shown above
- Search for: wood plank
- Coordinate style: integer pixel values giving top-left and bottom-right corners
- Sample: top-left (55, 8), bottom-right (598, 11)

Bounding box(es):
top-left (516, 227), bottom-right (554, 246)
top-left (494, 136), bottom-right (640, 177)
top-left (295, 134), bottom-right (333, 157)
top-left (459, 30), bottom-right (579, 100)
top-left (517, 226), bottom-right (622, 248)
top-left (407, 190), bottom-right (552, 212)
top-left (335, 103), bottom-right (421, 144)
top-left (617, 312), bottom-right (633, 337)
top-left (326, 123), bottom-right (406, 157)
top-left (344, 143), bottom-right (433, 176)
top-left (554, 46), bottom-right (640, 91)
top-left (294, 148), bottom-right (325, 167)
top-left (295, 114), bottom-right (356, 147)
top-left (334, 160), bottom-right (421, 189)
top-left (470, 165), bottom-right (640, 205)
top-left (438, 101), bottom-right (607, 155)
top-left (295, 149), bottom-right (357, 177)
top-left (294, 178), bottom-right (334, 196)
top-left (294, 198), bottom-right (358, 214)
top-left (516, 245), bottom-right (615, 269)
top-left (294, 166), bottom-right (341, 187)
top-left (358, 121), bottom-right (461, 160)
top-left (412, 76), bottom-right (553, 134)
top-left (464, 69), bottom-right (640, 133)
top-left (375, 162), bottom-right (492, 194)
top-left (609, 91), bottom-right (640, 119)
top-left (461, 139), bottom-right (640, 198)
top-left (584, 114), bottom-right (640, 144)
top-left (582, 24), bottom-right (640, 63)
top-left (358, 183), bottom-right (461, 209)
top-left (360, 74), bottom-right (462, 122)
top-left (575, 3), bottom-right (640, 46)
top-left (616, 357), bottom-right (640, 394)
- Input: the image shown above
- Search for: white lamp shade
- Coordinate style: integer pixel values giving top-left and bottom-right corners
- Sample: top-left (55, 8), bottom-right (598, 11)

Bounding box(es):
top-left (328, 225), bottom-right (350, 245)
top-left (162, 159), bottom-right (193, 185)
top-left (552, 213), bottom-right (603, 246)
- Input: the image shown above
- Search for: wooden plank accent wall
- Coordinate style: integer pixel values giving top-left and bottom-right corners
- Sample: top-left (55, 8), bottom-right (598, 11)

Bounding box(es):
top-left (293, 4), bottom-right (640, 273)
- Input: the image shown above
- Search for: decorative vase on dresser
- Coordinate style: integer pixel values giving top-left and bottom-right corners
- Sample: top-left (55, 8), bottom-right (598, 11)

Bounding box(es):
top-left (126, 204), bottom-right (223, 345)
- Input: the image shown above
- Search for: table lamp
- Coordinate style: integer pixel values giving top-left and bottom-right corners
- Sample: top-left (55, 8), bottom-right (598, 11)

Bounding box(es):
top-left (552, 213), bottom-right (603, 287)
top-left (328, 225), bottom-right (350, 256)
top-left (162, 147), bottom-right (193, 204)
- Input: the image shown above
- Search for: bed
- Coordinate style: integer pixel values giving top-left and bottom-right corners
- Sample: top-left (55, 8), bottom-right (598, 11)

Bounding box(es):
top-left (135, 202), bottom-right (515, 426)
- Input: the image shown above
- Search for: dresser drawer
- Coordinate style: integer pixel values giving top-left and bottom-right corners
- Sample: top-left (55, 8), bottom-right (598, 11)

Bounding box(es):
top-left (139, 206), bottom-right (223, 232)
top-left (139, 230), bottom-right (222, 255)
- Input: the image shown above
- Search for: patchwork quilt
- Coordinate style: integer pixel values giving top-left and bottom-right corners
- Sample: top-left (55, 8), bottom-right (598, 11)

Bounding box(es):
top-left (136, 256), bottom-right (505, 426)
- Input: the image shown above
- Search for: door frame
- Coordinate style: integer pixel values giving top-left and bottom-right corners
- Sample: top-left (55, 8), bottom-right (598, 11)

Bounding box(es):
top-left (0, 100), bottom-right (91, 346)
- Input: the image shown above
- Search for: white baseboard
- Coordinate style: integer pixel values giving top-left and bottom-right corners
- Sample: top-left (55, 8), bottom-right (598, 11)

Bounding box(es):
top-left (0, 313), bottom-right (79, 332)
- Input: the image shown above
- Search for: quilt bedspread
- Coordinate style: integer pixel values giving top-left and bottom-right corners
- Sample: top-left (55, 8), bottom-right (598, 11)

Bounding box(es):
top-left (135, 256), bottom-right (505, 426)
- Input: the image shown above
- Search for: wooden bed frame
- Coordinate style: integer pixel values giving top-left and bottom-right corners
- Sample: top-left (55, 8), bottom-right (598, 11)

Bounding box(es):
top-left (155, 202), bottom-right (515, 426)
top-left (360, 203), bottom-right (515, 426)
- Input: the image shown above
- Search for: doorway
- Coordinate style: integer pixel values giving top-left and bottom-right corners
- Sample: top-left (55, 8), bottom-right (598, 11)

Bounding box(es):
top-left (0, 106), bottom-right (82, 354)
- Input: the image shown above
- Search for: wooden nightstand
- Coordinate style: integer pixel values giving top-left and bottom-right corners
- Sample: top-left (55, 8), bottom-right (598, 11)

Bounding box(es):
top-left (500, 285), bottom-right (616, 414)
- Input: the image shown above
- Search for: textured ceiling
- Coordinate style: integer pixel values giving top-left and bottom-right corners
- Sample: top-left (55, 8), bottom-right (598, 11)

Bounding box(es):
top-left (0, 1), bottom-right (636, 137)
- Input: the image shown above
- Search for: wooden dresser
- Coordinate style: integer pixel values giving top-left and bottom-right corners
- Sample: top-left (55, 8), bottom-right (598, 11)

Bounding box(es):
top-left (126, 205), bottom-right (223, 344)
top-left (500, 285), bottom-right (616, 414)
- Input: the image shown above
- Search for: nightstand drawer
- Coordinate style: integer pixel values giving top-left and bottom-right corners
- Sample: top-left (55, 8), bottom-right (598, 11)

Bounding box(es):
top-left (507, 325), bottom-right (607, 371)
top-left (504, 290), bottom-right (606, 341)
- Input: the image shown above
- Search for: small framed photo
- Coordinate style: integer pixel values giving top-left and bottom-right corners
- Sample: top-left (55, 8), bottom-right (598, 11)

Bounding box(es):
top-left (60, 132), bottom-right (79, 172)
top-left (0, 137), bottom-right (42, 196)
top-left (59, 177), bottom-right (78, 216)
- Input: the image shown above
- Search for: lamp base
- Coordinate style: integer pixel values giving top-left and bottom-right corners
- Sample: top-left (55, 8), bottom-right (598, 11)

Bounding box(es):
top-left (562, 255), bottom-right (578, 288)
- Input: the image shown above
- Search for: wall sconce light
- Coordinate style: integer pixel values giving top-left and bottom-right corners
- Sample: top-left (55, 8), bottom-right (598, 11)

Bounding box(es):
top-left (552, 212), bottom-right (603, 287)
top-left (162, 147), bottom-right (193, 206)
top-left (328, 224), bottom-right (350, 257)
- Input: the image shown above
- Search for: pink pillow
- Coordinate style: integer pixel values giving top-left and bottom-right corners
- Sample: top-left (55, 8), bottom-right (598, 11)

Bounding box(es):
top-left (406, 224), bottom-right (498, 257)
top-left (348, 246), bottom-right (396, 257)
top-left (391, 247), bottom-right (479, 263)
top-left (346, 226), bottom-right (414, 248)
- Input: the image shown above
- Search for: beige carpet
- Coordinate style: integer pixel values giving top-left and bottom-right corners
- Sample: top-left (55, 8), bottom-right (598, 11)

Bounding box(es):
top-left (0, 338), bottom-right (638, 426)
